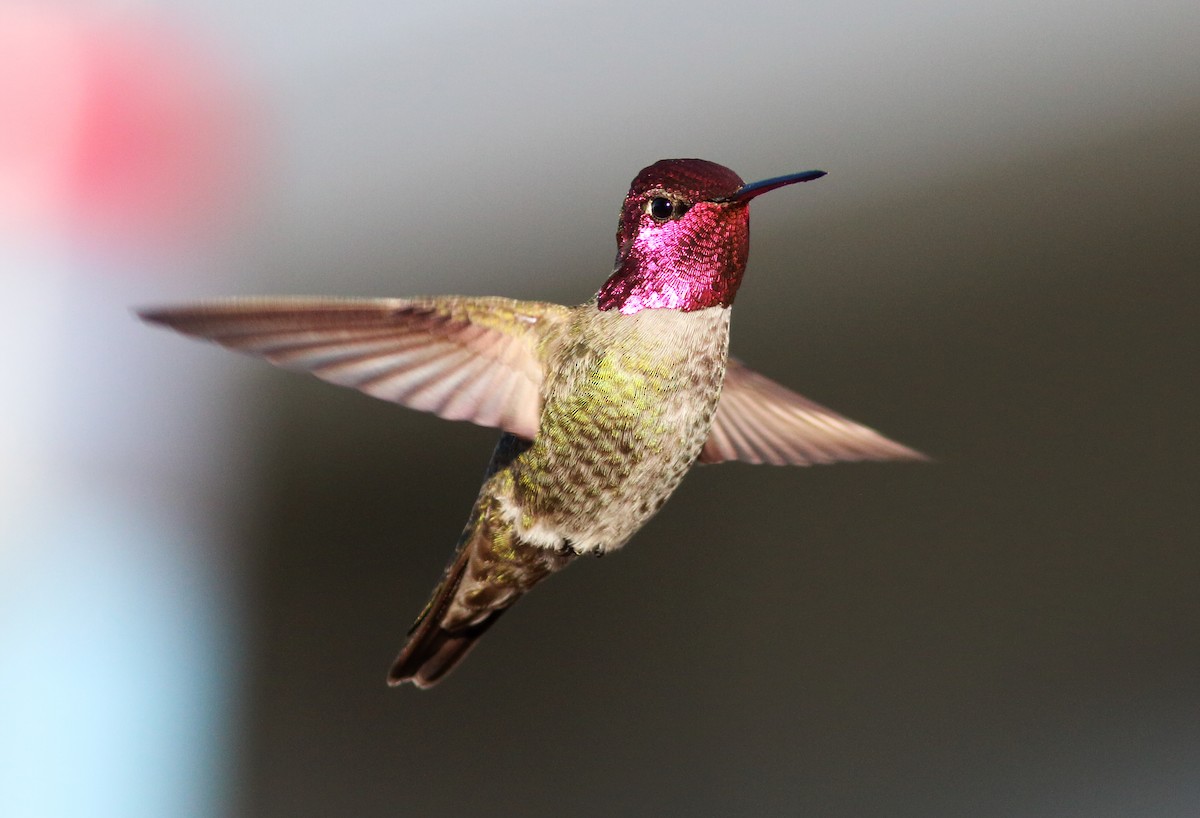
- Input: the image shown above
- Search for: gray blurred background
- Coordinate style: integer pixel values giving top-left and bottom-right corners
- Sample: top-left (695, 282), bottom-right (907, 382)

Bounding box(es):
top-left (3, 1), bottom-right (1198, 816)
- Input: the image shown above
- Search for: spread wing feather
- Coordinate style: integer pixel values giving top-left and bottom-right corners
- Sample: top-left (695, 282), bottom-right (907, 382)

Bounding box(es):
top-left (138, 296), bottom-right (570, 440)
top-left (701, 358), bottom-right (927, 466)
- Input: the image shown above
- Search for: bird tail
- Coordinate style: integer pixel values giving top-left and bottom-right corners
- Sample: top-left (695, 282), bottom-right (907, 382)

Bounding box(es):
top-left (387, 502), bottom-right (573, 688)
top-left (387, 433), bottom-right (571, 689)
top-left (386, 530), bottom-right (502, 688)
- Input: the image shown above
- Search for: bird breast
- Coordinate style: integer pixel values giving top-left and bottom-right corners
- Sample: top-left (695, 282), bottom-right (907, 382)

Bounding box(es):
top-left (500, 304), bottom-right (732, 554)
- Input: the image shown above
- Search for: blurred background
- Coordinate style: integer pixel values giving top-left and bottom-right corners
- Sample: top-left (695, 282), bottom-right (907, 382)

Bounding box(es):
top-left (1, 1), bottom-right (1197, 816)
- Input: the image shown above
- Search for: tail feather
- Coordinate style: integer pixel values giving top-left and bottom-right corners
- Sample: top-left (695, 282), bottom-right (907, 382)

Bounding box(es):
top-left (386, 515), bottom-right (572, 687)
top-left (389, 618), bottom-right (504, 689)
top-left (387, 542), bottom-right (508, 688)
top-left (387, 433), bottom-right (571, 689)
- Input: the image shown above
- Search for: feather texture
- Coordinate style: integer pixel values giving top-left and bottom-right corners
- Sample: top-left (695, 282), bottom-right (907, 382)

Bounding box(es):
top-left (138, 296), bottom-right (570, 440)
top-left (700, 358), bottom-right (926, 465)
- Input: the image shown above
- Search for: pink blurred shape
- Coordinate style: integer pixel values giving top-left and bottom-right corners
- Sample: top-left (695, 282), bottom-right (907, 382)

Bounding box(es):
top-left (0, 7), bottom-right (256, 251)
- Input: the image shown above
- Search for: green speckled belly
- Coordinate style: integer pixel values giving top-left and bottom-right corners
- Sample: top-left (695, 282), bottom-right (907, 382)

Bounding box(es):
top-left (504, 305), bottom-right (731, 553)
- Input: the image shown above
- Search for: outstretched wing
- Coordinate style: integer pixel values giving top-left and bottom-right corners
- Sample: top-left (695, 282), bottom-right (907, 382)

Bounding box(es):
top-left (139, 296), bottom-right (570, 440)
top-left (700, 358), bottom-right (927, 466)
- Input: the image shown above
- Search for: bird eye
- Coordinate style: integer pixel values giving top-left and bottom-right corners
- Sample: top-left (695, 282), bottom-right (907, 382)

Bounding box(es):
top-left (647, 196), bottom-right (675, 221)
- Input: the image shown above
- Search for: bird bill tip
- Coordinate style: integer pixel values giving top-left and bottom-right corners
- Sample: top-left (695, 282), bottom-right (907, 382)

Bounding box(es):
top-left (723, 169), bottom-right (827, 203)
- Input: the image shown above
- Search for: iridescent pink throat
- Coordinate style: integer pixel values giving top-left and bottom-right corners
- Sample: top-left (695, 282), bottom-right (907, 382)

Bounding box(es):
top-left (596, 202), bottom-right (750, 315)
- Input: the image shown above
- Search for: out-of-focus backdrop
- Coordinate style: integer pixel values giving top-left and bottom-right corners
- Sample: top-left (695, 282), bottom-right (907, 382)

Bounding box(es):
top-left (2, 2), bottom-right (1197, 816)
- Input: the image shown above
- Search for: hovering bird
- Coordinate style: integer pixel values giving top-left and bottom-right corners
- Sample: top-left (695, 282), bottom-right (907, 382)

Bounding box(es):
top-left (141, 159), bottom-right (924, 688)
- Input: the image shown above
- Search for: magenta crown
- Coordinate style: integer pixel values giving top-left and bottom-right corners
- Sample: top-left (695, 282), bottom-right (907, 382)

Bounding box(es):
top-left (627, 159), bottom-right (745, 204)
top-left (598, 159), bottom-right (825, 315)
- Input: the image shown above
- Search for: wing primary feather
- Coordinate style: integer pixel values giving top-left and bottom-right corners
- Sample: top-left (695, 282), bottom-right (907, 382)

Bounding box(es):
top-left (138, 296), bottom-right (568, 439)
top-left (701, 358), bottom-right (927, 466)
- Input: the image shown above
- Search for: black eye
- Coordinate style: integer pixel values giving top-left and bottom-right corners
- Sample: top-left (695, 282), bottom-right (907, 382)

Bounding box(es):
top-left (647, 196), bottom-right (674, 221)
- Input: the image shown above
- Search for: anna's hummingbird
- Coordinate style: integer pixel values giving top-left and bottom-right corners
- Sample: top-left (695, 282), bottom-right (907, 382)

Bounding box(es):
top-left (141, 159), bottom-right (924, 688)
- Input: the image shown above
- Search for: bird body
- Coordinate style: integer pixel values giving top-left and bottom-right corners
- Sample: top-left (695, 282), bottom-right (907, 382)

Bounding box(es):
top-left (142, 159), bottom-right (924, 688)
top-left (509, 302), bottom-right (730, 554)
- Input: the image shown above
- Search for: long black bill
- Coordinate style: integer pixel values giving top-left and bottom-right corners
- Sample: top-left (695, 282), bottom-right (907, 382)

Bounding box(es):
top-left (718, 169), bottom-right (827, 203)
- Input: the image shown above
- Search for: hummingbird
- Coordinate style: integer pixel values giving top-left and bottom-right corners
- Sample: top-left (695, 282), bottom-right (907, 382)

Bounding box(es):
top-left (140, 159), bottom-right (925, 689)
